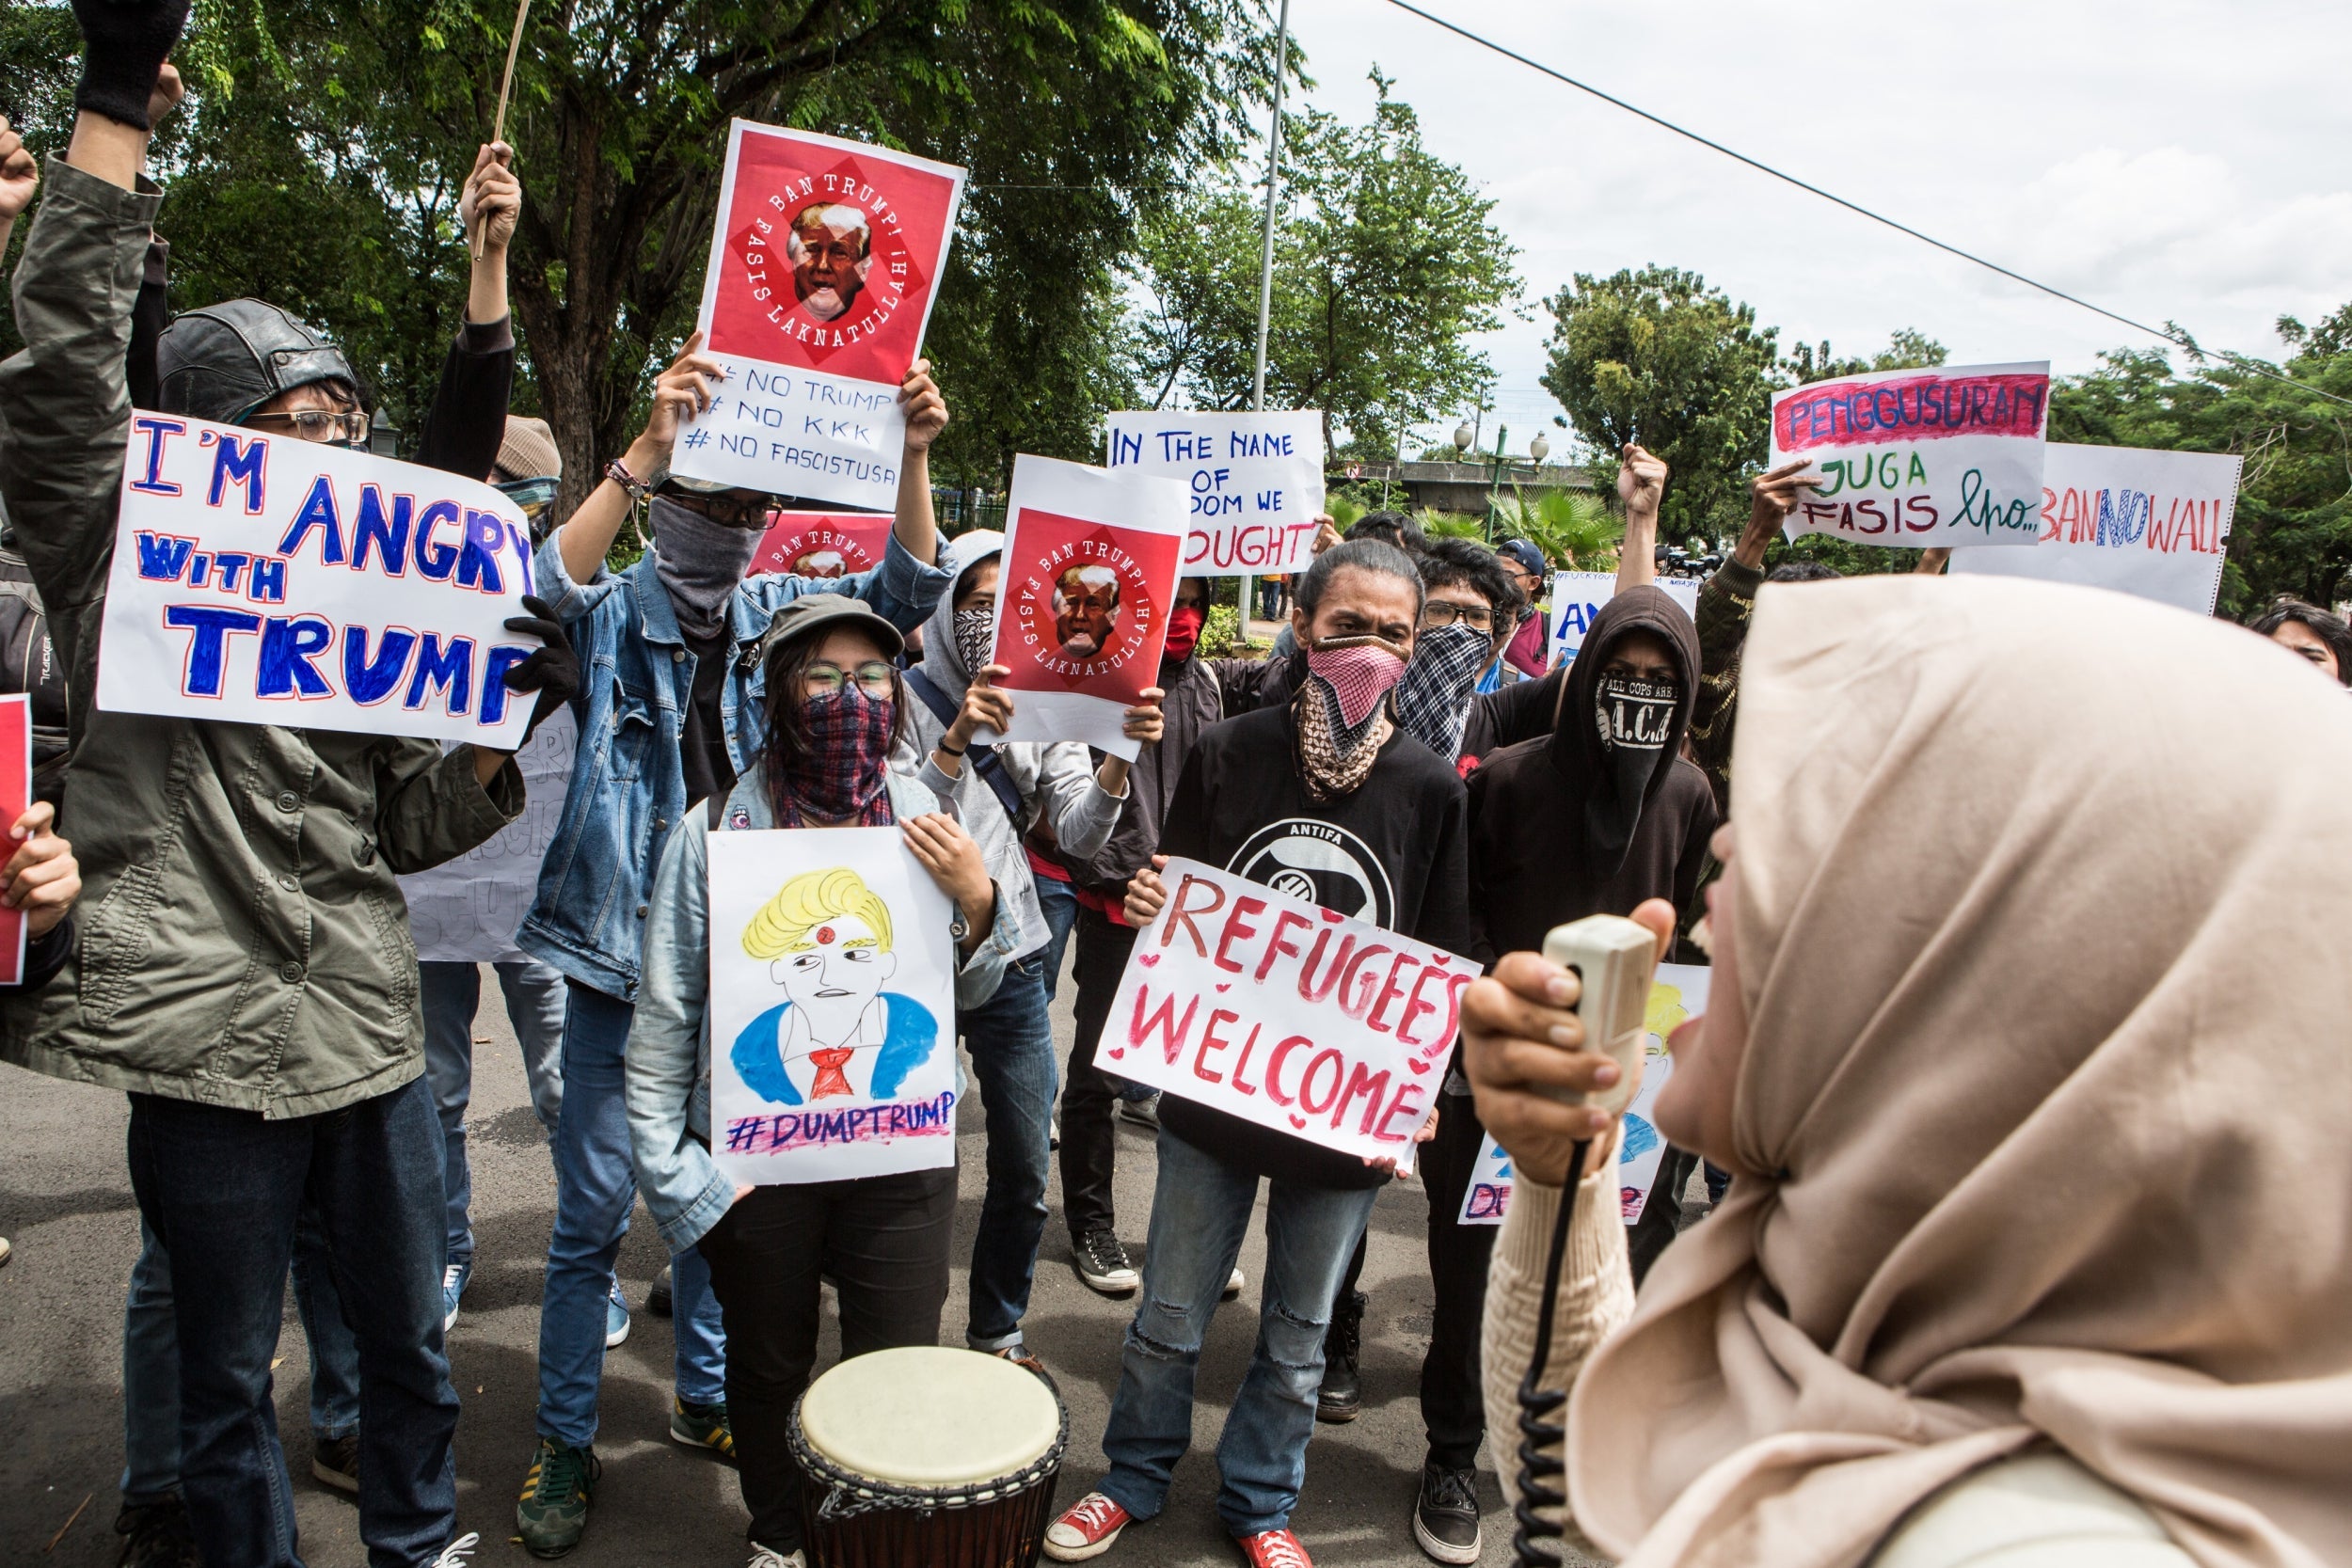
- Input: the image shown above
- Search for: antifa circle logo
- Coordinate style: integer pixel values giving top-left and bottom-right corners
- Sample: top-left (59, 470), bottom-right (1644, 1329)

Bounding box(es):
top-left (1229, 819), bottom-right (1394, 929)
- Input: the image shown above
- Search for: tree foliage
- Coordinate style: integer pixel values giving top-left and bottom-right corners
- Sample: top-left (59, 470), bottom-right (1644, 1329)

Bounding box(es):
top-left (1131, 70), bottom-right (1520, 459)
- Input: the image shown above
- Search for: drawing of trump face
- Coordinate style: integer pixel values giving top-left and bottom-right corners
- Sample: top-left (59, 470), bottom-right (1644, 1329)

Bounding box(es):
top-left (770, 913), bottom-right (897, 1049)
top-left (1053, 563), bottom-right (1121, 658)
top-left (792, 548), bottom-right (849, 578)
top-left (788, 203), bottom-right (873, 322)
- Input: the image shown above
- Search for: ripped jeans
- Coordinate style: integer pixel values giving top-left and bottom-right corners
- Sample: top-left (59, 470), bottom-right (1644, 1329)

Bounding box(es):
top-left (1097, 1128), bottom-right (1380, 1536)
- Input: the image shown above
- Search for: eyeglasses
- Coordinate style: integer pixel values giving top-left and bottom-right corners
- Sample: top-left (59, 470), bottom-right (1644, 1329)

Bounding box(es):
top-left (803, 660), bottom-right (898, 698)
top-left (246, 408), bottom-right (371, 446)
top-left (665, 489), bottom-right (771, 529)
top-left (1420, 600), bottom-right (1495, 630)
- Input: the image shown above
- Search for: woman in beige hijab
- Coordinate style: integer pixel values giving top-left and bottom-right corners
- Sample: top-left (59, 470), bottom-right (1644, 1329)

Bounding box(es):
top-left (1464, 573), bottom-right (2352, 1568)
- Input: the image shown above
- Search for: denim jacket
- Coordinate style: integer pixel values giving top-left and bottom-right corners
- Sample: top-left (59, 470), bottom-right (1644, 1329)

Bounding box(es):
top-left (517, 532), bottom-right (949, 999)
top-left (625, 765), bottom-right (1019, 1253)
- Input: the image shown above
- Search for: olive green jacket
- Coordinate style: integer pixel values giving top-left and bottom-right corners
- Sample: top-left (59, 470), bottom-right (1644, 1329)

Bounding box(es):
top-left (0, 158), bottom-right (523, 1117)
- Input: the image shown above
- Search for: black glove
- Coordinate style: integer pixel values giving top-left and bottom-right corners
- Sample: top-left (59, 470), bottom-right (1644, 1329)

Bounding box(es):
top-left (502, 594), bottom-right (580, 743)
top-left (71, 0), bottom-right (192, 131)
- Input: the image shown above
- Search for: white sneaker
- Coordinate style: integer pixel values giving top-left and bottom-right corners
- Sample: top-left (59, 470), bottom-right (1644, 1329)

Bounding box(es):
top-left (429, 1531), bottom-right (481, 1568)
top-left (747, 1547), bottom-right (806, 1568)
top-left (1223, 1264), bottom-right (1246, 1299)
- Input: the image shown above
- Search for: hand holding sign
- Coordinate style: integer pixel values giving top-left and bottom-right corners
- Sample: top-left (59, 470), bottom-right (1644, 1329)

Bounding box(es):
top-left (0, 115), bottom-right (38, 224)
top-left (900, 357), bottom-right (948, 453)
top-left (3, 800), bottom-right (80, 940)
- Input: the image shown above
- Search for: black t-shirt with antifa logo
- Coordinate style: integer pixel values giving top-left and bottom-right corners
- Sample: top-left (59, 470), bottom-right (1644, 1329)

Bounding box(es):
top-left (1151, 703), bottom-right (1471, 1190)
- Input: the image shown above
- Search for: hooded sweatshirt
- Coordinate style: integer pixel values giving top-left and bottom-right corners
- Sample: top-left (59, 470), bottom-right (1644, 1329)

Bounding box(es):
top-left (893, 532), bottom-right (1126, 966)
top-left (1464, 587), bottom-right (1718, 969)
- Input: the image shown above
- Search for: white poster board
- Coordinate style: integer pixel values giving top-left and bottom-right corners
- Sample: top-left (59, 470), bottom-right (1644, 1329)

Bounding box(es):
top-left (1104, 410), bottom-right (1326, 577)
top-left (1455, 962), bottom-right (1708, 1227)
top-left (673, 121), bottom-right (967, 511)
top-left (102, 414), bottom-right (537, 745)
top-left (1772, 362), bottom-right (2050, 547)
top-left (1549, 572), bottom-right (1700, 665)
top-left (398, 705), bottom-right (578, 963)
top-left (1102, 857), bottom-right (1470, 1172)
top-left (707, 827), bottom-right (960, 1184)
top-left (1949, 443), bottom-right (2241, 615)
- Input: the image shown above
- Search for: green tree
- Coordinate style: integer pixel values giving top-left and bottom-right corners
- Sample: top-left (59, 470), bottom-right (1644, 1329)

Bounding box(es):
top-left (1132, 69), bottom-right (1521, 459)
top-left (1539, 265), bottom-right (1778, 546)
top-left (1782, 326), bottom-right (1947, 384)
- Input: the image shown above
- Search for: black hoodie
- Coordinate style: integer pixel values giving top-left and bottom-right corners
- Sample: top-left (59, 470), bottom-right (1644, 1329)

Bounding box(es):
top-left (1464, 587), bottom-right (1718, 966)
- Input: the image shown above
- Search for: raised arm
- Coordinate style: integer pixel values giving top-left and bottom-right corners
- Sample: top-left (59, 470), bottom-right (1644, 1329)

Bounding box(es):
top-left (410, 143), bottom-right (522, 482)
top-left (553, 333), bottom-right (725, 586)
top-left (1613, 442), bottom-right (1667, 594)
top-left (893, 358), bottom-right (946, 567)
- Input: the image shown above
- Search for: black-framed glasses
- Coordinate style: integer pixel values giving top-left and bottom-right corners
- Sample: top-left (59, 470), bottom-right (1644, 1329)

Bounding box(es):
top-left (665, 489), bottom-right (771, 529)
top-left (247, 408), bottom-right (371, 446)
top-left (804, 660), bottom-right (898, 698)
top-left (1421, 600), bottom-right (1495, 630)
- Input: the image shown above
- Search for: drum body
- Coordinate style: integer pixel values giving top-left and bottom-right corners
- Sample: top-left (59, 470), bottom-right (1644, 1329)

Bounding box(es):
top-left (790, 1345), bottom-right (1067, 1568)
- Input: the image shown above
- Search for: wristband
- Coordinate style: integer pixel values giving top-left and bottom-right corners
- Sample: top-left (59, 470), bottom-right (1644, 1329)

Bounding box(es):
top-left (605, 458), bottom-right (653, 504)
top-left (936, 737), bottom-right (966, 758)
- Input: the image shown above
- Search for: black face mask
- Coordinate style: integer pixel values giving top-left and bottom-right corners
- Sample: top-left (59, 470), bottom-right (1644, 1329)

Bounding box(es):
top-left (1587, 672), bottom-right (1682, 865)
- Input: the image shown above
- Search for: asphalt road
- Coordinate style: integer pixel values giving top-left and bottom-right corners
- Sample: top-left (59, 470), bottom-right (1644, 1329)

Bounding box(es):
top-left (2, 958), bottom-right (1608, 1568)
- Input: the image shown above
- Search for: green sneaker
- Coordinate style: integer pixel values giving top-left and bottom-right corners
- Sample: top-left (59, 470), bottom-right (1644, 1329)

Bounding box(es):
top-left (516, 1436), bottom-right (598, 1558)
top-left (670, 1396), bottom-right (736, 1463)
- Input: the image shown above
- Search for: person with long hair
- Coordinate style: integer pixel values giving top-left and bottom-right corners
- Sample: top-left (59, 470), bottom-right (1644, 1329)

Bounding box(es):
top-left (627, 596), bottom-right (1018, 1568)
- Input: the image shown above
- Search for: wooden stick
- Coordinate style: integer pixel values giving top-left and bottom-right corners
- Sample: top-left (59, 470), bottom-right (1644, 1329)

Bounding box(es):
top-left (470, 0), bottom-right (532, 260)
top-left (45, 1493), bottom-right (92, 1554)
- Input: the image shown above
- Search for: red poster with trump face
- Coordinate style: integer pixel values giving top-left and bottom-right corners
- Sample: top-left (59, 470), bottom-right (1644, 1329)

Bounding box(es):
top-left (749, 511), bottom-right (896, 579)
top-left (979, 455), bottom-right (1188, 760)
top-left (700, 123), bottom-right (965, 386)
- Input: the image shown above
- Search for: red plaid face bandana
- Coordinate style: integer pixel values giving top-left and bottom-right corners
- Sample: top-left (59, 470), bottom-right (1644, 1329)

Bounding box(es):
top-left (773, 686), bottom-right (898, 828)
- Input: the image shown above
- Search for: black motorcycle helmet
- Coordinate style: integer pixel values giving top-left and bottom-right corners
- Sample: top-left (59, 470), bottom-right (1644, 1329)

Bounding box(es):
top-left (156, 299), bottom-right (362, 426)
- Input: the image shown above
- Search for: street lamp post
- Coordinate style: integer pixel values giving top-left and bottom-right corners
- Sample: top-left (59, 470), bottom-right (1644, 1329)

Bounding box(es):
top-left (1486, 423), bottom-right (1509, 540)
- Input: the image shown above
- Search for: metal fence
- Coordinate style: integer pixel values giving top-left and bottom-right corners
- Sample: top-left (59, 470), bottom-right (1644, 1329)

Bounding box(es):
top-left (932, 487), bottom-right (1008, 536)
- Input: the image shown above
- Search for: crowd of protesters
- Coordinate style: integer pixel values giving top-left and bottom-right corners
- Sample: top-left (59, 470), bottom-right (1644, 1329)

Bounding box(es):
top-left (0, 8), bottom-right (2344, 1568)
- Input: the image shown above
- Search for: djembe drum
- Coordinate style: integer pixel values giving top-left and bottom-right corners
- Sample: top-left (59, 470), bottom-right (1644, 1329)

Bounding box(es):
top-left (789, 1345), bottom-right (1068, 1567)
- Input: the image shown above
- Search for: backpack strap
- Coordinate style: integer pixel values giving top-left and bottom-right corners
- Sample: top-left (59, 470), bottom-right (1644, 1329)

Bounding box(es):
top-left (703, 794), bottom-right (725, 830)
top-left (903, 666), bottom-right (1027, 829)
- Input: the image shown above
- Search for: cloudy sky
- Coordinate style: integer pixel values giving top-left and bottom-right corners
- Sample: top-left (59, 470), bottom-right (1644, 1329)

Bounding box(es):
top-left (1277, 0), bottom-right (2352, 457)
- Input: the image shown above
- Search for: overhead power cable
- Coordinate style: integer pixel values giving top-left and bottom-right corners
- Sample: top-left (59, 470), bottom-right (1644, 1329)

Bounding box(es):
top-left (1381, 0), bottom-right (2352, 410)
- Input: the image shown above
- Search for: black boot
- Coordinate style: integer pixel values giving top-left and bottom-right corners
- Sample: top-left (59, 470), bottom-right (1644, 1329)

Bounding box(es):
top-left (1316, 1289), bottom-right (1367, 1423)
top-left (116, 1497), bottom-right (199, 1568)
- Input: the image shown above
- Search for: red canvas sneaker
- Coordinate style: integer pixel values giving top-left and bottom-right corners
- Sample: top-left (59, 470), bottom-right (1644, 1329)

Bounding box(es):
top-left (1042, 1492), bottom-right (1132, 1561)
top-left (1234, 1527), bottom-right (1314, 1568)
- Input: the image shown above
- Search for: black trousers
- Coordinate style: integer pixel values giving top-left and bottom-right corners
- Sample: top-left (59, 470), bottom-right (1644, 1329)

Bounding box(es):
top-left (697, 1166), bottom-right (958, 1552)
top-left (1059, 903), bottom-right (1138, 1241)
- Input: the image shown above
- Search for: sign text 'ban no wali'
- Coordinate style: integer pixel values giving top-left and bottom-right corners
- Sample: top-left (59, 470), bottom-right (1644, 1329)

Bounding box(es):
top-left (1104, 410), bottom-right (1326, 577)
top-left (1104, 857), bottom-right (1472, 1172)
top-left (1772, 362), bottom-right (2050, 548)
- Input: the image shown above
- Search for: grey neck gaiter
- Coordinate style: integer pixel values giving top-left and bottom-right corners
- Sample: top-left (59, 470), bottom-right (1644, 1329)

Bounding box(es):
top-left (651, 496), bottom-right (764, 641)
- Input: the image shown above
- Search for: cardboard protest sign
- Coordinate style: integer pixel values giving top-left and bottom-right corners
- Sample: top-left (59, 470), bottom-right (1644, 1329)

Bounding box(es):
top-left (1772, 362), bottom-right (2050, 547)
top-left (1454, 963), bottom-right (1708, 1227)
top-left (100, 414), bottom-right (537, 746)
top-left (708, 827), bottom-right (960, 1184)
top-left (750, 510), bottom-right (896, 580)
top-left (1102, 856), bottom-right (1471, 1172)
top-left (673, 120), bottom-right (967, 512)
top-left (397, 705), bottom-right (577, 963)
top-left (1949, 443), bottom-right (2241, 615)
top-left (1104, 410), bottom-right (1325, 576)
top-left (980, 454), bottom-right (1186, 761)
top-left (0, 696), bottom-right (29, 984)
top-left (1549, 572), bottom-right (1700, 665)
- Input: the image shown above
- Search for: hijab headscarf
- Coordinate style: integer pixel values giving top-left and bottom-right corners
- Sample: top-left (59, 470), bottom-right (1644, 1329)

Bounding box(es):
top-left (1567, 575), bottom-right (2352, 1568)
top-left (1549, 586), bottom-right (1700, 876)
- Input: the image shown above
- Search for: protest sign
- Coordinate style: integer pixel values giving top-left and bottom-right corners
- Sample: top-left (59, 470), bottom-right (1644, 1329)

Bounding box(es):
top-left (979, 454), bottom-right (1186, 760)
top-left (1102, 856), bottom-right (1471, 1172)
top-left (673, 120), bottom-right (967, 512)
top-left (1772, 362), bottom-right (2050, 547)
top-left (398, 705), bottom-right (577, 963)
top-left (100, 414), bottom-right (537, 746)
top-left (0, 696), bottom-right (28, 984)
top-left (1549, 572), bottom-right (1700, 665)
top-left (1104, 410), bottom-right (1325, 576)
top-left (708, 827), bottom-right (960, 1185)
top-left (1949, 443), bottom-right (2241, 615)
top-left (749, 510), bottom-right (896, 580)
top-left (1454, 963), bottom-right (1708, 1227)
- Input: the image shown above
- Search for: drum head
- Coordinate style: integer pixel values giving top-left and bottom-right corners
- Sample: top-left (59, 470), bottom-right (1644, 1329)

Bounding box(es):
top-left (799, 1346), bottom-right (1061, 1488)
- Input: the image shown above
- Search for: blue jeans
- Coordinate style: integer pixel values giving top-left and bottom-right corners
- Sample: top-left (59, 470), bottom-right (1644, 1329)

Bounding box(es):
top-left (537, 980), bottom-right (725, 1448)
top-left (125, 1077), bottom-right (457, 1568)
top-left (961, 953), bottom-right (1057, 1351)
top-left (421, 958), bottom-right (566, 1268)
top-left (121, 1215), bottom-right (362, 1506)
top-left (1098, 1129), bottom-right (1378, 1537)
top-left (1033, 875), bottom-right (1078, 1003)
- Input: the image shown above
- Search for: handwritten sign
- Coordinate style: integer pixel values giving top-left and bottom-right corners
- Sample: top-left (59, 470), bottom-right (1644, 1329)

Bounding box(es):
top-left (1948, 443), bottom-right (2241, 615)
top-left (1104, 410), bottom-right (1325, 576)
top-left (1549, 572), bottom-right (1700, 666)
top-left (708, 827), bottom-right (959, 1184)
top-left (0, 695), bottom-right (28, 984)
top-left (100, 414), bottom-right (536, 746)
top-left (1454, 963), bottom-right (1708, 1227)
top-left (1772, 362), bottom-right (2050, 547)
top-left (1103, 857), bottom-right (1470, 1170)
top-left (398, 705), bottom-right (578, 964)
top-left (750, 510), bottom-right (896, 579)
top-left (979, 454), bottom-right (1186, 760)
top-left (674, 121), bottom-right (967, 512)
